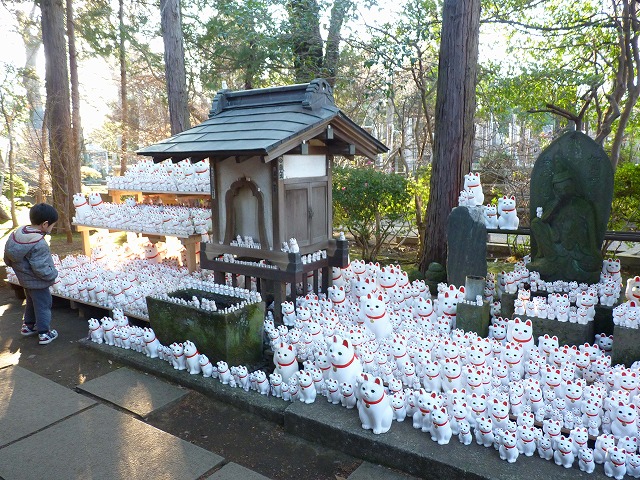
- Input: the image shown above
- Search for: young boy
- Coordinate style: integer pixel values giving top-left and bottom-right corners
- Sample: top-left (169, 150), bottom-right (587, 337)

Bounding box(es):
top-left (4, 203), bottom-right (59, 344)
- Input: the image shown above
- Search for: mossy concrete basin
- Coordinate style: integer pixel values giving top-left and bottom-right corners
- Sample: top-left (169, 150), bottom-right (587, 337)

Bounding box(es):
top-left (146, 288), bottom-right (265, 366)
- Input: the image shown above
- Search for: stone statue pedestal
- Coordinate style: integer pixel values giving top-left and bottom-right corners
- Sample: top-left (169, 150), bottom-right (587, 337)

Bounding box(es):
top-left (611, 325), bottom-right (640, 367)
top-left (457, 301), bottom-right (490, 337)
top-left (528, 316), bottom-right (595, 347)
top-left (594, 305), bottom-right (615, 337)
top-left (500, 293), bottom-right (516, 318)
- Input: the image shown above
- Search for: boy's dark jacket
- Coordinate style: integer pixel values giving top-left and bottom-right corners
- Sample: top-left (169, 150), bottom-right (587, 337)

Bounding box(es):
top-left (4, 226), bottom-right (58, 289)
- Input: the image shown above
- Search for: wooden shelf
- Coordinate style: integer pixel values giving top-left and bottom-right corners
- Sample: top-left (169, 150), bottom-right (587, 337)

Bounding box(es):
top-left (108, 189), bottom-right (211, 207)
top-left (73, 223), bottom-right (203, 273)
top-left (73, 223), bottom-right (202, 240)
top-left (109, 188), bottom-right (207, 196)
top-left (5, 280), bottom-right (149, 322)
top-left (80, 187), bottom-right (210, 274)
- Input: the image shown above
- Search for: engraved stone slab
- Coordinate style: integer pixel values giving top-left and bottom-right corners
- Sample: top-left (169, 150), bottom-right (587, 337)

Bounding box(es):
top-left (447, 206), bottom-right (487, 288)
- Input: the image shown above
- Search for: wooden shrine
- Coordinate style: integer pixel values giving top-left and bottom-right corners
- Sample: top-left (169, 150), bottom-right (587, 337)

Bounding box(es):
top-left (137, 79), bottom-right (388, 320)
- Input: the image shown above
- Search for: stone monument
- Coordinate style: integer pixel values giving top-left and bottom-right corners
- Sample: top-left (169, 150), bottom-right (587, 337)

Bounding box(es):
top-left (447, 206), bottom-right (487, 288)
top-left (527, 131), bottom-right (614, 284)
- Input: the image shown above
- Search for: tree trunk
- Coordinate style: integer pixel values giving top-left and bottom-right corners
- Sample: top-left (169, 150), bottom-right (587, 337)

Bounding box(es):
top-left (324, 0), bottom-right (352, 86)
top-left (66, 0), bottom-right (82, 208)
top-left (288, 0), bottom-right (324, 82)
top-left (0, 95), bottom-right (18, 227)
top-left (41, 0), bottom-right (73, 241)
top-left (119, 0), bottom-right (128, 174)
top-left (160, 0), bottom-right (191, 135)
top-left (7, 126), bottom-right (18, 228)
top-left (420, 0), bottom-right (481, 273)
top-left (17, 7), bottom-right (48, 203)
top-left (593, 0), bottom-right (639, 169)
top-left (0, 150), bottom-right (8, 222)
top-left (37, 112), bottom-right (48, 204)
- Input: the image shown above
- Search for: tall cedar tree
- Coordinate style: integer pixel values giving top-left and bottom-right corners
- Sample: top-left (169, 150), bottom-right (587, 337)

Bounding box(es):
top-left (40, 0), bottom-right (73, 241)
top-left (288, 0), bottom-right (352, 86)
top-left (160, 0), bottom-right (190, 135)
top-left (118, 0), bottom-right (128, 174)
top-left (66, 0), bottom-right (82, 203)
top-left (420, 0), bottom-right (480, 272)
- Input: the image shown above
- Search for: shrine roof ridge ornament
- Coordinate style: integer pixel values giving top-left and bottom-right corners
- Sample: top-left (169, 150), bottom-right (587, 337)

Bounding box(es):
top-left (136, 78), bottom-right (388, 163)
top-left (208, 78), bottom-right (336, 117)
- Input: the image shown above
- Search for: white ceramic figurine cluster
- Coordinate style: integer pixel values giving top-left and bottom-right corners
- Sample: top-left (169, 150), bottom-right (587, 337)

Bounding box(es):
top-left (36, 251), bottom-right (257, 318)
top-left (106, 158), bottom-right (210, 193)
top-left (281, 238), bottom-right (300, 253)
top-left (178, 278), bottom-right (262, 303)
top-left (74, 193), bottom-right (212, 236)
top-left (458, 172), bottom-right (484, 207)
top-left (455, 172), bottom-right (520, 231)
top-left (494, 257), bottom-right (622, 309)
top-left (611, 277), bottom-right (640, 329)
top-left (215, 254), bottom-right (278, 270)
top-left (230, 235), bottom-right (261, 249)
top-left (85, 257), bottom-right (640, 477)
top-left (480, 198), bottom-right (521, 231)
top-left (149, 283), bottom-right (261, 315)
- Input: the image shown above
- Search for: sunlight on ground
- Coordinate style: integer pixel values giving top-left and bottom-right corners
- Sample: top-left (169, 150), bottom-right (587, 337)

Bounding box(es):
top-left (0, 304), bottom-right (12, 316)
top-left (125, 381), bottom-right (156, 410)
top-left (0, 348), bottom-right (21, 367)
top-left (0, 368), bottom-right (14, 419)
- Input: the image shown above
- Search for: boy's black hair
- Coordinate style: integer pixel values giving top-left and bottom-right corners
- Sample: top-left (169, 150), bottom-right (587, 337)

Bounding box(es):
top-left (30, 203), bottom-right (59, 225)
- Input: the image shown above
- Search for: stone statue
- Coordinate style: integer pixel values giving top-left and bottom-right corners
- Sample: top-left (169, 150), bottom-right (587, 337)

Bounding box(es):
top-left (528, 166), bottom-right (602, 282)
top-left (528, 131), bottom-right (614, 284)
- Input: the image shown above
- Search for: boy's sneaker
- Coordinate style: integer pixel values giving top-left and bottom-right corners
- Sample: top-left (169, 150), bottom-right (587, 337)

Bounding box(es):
top-left (38, 330), bottom-right (58, 345)
top-left (20, 324), bottom-right (38, 336)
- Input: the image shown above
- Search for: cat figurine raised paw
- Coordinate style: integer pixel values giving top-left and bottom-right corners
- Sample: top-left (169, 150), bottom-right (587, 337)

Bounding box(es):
top-left (142, 327), bottom-right (161, 358)
top-left (553, 435), bottom-right (575, 469)
top-left (199, 354), bottom-right (213, 377)
top-left (578, 447), bottom-right (595, 473)
top-left (430, 407), bottom-right (453, 445)
top-left (357, 375), bottom-right (393, 434)
top-left (498, 195), bottom-right (519, 230)
top-left (458, 419), bottom-right (473, 445)
top-left (604, 447), bottom-right (627, 480)
top-left (170, 342), bottom-right (186, 370)
top-left (499, 430), bottom-right (519, 463)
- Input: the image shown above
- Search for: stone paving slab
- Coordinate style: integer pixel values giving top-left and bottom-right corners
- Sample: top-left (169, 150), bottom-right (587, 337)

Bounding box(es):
top-left (76, 366), bottom-right (188, 417)
top-left (0, 404), bottom-right (224, 480)
top-left (346, 462), bottom-right (419, 480)
top-left (206, 462), bottom-right (272, 480)
top-left (79, 339), bottom-right (287, 424)
top-left (0, 365), bottom-right (96, 446)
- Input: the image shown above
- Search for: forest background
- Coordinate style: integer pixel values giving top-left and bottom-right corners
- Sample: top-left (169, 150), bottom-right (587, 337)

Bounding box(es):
top-left (0, 0), bottom-right (639, 272)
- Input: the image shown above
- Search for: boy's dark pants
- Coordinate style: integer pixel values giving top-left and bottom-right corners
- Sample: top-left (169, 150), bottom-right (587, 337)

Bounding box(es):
top-left (23, 287), bottom-right (53, 334)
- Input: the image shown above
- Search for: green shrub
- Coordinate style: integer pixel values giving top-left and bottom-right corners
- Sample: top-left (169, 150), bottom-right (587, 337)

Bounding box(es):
top-left (333, 166), bottom-right (411, 262)
top-left (1, 174), bottom-right (28, 199)
top-left (605, 161), bottom-right (640, 252)
top-left (81, 165), bottom-right (103, 180)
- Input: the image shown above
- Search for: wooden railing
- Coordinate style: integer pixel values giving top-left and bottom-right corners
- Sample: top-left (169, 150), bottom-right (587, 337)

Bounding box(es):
top-left (486, 228), bottom-right (640, 243)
